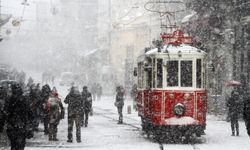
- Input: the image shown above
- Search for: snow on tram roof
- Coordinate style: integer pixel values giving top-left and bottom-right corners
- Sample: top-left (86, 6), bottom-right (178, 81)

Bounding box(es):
top-left (145, 44), bottom-right (206, 55)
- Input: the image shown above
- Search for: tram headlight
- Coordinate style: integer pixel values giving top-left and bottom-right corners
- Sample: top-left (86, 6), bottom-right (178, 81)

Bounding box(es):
top-left (173, 103), bottom-right (185, 116)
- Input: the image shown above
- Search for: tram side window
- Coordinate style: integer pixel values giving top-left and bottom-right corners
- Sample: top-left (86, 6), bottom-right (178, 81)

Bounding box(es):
top-left (144, 58), bottom-right (152, 89)
top-left (145, 68), bottom-right (152, 88)
top-left (152, 59), bottom-right (155, 88)
top-left (167, 61), bottom-right (178, 87)
top-left (157, 59), bottom-right (163, 88)
top-left (181, 61), bottom-right (193, 87)
top-left (196, 59), bottom-right (202, 88)
top-left (138, 62), bottom-right (144, 88)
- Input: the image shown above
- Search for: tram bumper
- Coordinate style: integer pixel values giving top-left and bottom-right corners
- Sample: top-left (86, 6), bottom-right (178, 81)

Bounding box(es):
top-left (163, 117), bottom-right (205, 136)
top-left (165, 116), bottom-right (198, 126)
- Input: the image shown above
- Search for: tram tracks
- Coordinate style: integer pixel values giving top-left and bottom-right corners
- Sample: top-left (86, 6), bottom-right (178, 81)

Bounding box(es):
top-left (94, 106), bottom-right (202, 150)
top-left (94, 107), bottom-right (165, 150)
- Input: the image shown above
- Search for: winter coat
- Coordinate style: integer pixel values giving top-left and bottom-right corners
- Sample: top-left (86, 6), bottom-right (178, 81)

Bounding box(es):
top-left (115, 92), bottom-right (124, 108)
top-left (227, 91), bottom-right (241, 120)
top-left (0, 90), bottom-right (6, 125)
top-left (1, 92), bottom-right (34, 138)
top-left (46, 96), bottom-right (64, 124)
top-left (29, 88), bottom-right (42, 113)
top-left (82, 91), bottom-right (92, 112)
top-left (41, 85), bottom-right (51, 116)
top-left (243, 95), bottom-right (250, 122)
top-left (64, 90), bottom-right (84, 117)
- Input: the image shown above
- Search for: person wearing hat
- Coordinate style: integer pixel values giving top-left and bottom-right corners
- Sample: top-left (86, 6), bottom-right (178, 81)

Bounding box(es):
top-left (81, 86), bottom-right (92, 127)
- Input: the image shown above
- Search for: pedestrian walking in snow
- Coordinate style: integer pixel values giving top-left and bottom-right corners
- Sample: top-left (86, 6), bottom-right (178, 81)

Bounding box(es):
top-left (0, 83), bottom-right (34, 150)
top-left (243, 90), bottom-right (250, 137)
top-left (90, 84), bottom-right (96, 101)
top-left (96, 83), bottom-right (102, 101)
top-left (45, 91), bottom-right (64, 141)
top-left (130, 84), bottom-right (138, 111)
top-left (41, 84), bottom-right (52, 135)
top-left (64, 86), bottom-right (84, 143)
top-left (29, 84), bottom-right (42, 131)
top-left (227, 89), bottom-right (241, 136)
top-left (81, 86), bottom-right (92, 127)
top-left (115, 86), bottom-right (125, 124)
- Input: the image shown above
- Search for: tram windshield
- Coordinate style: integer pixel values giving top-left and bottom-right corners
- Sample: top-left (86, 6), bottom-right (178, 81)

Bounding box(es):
top-left (167, 61), bottom-right (178, 87)
top-left (138, 57), bottom-right (204, 89)
top-left (166, 60), bottom-right (193, 87)
top-left (181, 61), bottom-right (193, 87)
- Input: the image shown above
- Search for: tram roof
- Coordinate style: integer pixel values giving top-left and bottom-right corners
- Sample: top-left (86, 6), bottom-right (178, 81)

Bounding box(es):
top-left (145, 44), bottom-right (206, 55)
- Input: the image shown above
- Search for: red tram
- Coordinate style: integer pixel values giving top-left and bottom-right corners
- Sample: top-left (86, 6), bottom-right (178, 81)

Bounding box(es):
top-left (135, 30), bottom-right (207, 140)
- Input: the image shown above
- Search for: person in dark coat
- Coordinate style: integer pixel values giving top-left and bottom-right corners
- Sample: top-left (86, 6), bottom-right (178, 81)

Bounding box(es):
top-left (64, 86), bottom-right (83, 143)
top-left (0, 83), bottom-right (34, 150)
top-left (29, 84), bottom-right (42, 131)
top-left (81, 86), bottom-right (92, 127)
top-left (45, 91), bottom-right (64, 141)
top-left (243, 90), bottom-right (250, 137)
top-left (0, 85), bottom-right (7, 122)
top-left (227, 89), bottom-right (241, 136)
top-left (41, 84), bottom-right (51, 135)
top-left (115, 86), bottom-right (125, 124)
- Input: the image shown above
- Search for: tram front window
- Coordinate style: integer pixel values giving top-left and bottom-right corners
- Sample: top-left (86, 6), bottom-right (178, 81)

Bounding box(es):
top-left (167, 61), bottom-right (178, 87)
top-left (181, 60), bottom-right (193, 87)
top-left (138, 62), bottom-right (144, 88)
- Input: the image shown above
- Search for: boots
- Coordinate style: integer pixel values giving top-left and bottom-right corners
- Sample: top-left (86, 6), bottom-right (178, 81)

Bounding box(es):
top-left (53, 134), bottom-right (59, 141)
top-left (236, 128), bottom-right (239, 136)
top-left (49, 135), bottom-right (53, 141)
top-left (232, 131), bottom-right (235, 136)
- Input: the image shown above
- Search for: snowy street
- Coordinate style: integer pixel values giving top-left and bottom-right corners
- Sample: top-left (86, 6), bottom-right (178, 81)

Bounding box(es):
top-left (2, 91), bottom-right (250, 150)
top-left (1, 0), bottom-right (250, 150)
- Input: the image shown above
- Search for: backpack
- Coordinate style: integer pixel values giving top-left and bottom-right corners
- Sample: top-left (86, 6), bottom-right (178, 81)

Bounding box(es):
top-left (46, 97), bottom-right (60, 113)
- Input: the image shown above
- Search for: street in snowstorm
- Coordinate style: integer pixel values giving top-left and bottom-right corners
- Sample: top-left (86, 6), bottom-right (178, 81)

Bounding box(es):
top-left (1, 0), bottom-right (250, 150)
top-left (1, 84), bottom-right (249, 150)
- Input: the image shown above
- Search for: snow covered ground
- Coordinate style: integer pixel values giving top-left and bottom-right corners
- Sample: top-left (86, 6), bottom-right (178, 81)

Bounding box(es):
top-left (1, 84), bottom-right (250, 150)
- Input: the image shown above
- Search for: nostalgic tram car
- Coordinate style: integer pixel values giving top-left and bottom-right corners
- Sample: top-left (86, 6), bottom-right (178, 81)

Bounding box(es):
top-left (135, 30), bottom-right (207, 139)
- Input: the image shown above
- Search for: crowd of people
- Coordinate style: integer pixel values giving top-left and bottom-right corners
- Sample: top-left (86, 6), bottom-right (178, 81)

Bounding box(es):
top-left (0, 81), bottom-right (94, 149)
top-left (1, 76), bottom-right (250, 150)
